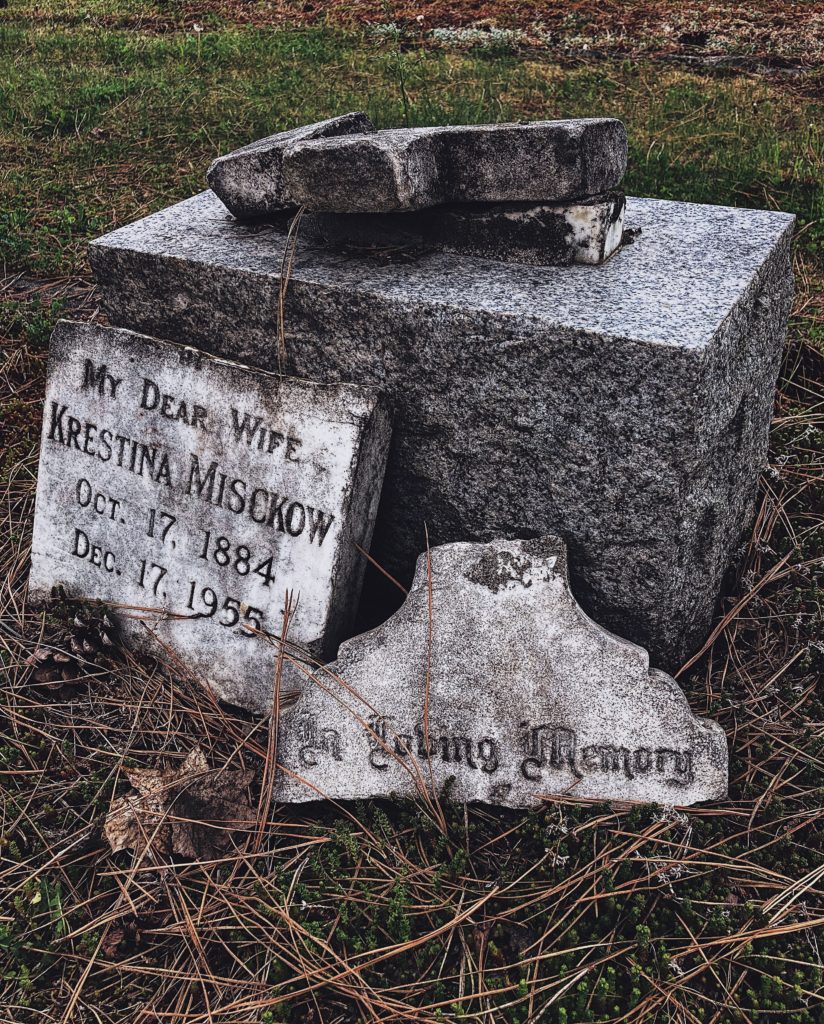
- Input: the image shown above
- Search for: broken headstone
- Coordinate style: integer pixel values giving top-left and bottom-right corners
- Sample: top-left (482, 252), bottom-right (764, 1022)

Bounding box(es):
top-left (207, 111), bottom-right (375, 219)
top-left (29, 321), bottom-right (391, 713)
top-left (275, 538), bottom-right (728, 807)
top-left (281, 119), bottom-right (627, 212)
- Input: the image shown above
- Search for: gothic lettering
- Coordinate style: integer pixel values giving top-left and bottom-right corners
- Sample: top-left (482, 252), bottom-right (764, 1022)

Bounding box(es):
top-left (519, 722), bottom-right (694, 788)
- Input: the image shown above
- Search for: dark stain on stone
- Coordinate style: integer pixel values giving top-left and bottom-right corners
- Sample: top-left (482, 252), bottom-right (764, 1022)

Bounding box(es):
top-left (466, 549), bottom-right (535, 592)
top-left (522, 535), bottom-right (565, 564)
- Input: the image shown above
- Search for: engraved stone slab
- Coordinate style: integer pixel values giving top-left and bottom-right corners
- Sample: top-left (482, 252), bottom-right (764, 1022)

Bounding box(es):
top-left (282, 119), bottom-right (627, 212)
top-left (89, 192), bottom-right (795, 668)
top-left (207, 112), bottom-right (375, 219)
top-left (300, 192), bottom-right (626, 267)
top-left (276, 539), bottom-right (728, 807)
top-left (29, 321), bottom-right (391, 713)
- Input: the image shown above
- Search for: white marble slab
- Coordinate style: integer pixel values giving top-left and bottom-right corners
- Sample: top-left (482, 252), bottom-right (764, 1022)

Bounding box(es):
top-left (29, 321), bottom-right (390, 713)
top-left (276, 538), bottom-right (728, 807)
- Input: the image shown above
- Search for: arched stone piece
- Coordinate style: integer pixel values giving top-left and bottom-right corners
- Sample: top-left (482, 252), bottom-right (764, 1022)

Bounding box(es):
top-left (276, 538), bottom-right (728, 807)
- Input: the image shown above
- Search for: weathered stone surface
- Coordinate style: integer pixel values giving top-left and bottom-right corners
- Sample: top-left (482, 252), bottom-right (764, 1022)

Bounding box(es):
top-left (282, 119), bottom-right (627, 212)
top-left (88, 192), bottom-right (795, 669)
top-left (300, 192), bottom-right (626, 266)
top-left (207, 112), bottom-right (374, 219)
top-left (29, 321), bottom-right (391, 713)
top-left (275, 538), bottom-right (728, 807)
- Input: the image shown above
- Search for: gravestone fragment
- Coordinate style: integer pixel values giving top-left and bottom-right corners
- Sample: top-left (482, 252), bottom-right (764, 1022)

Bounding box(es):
top-left (300, 191), bottom-right (626, 267)
top-left (29, 321), bottom-right (391, 713)
top-left (89, 192), bottom-right (795, 668)
top-left (282, 119), bottom-right (628, 212)
top-left (275, 538), bottom-right (728, 807)
top-left (207, 112), bottom-right (374, 219)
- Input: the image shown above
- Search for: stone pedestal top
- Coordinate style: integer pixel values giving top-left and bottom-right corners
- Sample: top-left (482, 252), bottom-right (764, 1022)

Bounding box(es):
top-left (91, 191), bottom-right (792, 352)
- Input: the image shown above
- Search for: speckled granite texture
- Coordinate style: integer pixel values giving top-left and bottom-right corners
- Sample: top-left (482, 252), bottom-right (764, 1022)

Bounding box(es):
top-left (88, 191), bottom-right (795, 668)
top-left (282, 119), bottom-right (627, 212)
top-left (206, 112), bottom-right (374, 219)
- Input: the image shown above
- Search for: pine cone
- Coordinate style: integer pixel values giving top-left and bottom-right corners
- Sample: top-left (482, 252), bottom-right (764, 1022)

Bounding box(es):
top-left (26, 600), bottom-right (121, 696)
top-left (69, 608), bottom-right (121, 658)
top-left (26, 646), bottom-right (78, 692)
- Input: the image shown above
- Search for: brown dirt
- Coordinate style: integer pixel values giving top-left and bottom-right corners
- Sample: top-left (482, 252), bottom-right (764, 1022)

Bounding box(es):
top-left (13, 1), bottom-right (824, 68)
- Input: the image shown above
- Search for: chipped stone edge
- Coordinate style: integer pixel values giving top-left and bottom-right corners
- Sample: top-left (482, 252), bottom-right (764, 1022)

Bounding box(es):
top-left (206, 112), bottom-right (376, 219)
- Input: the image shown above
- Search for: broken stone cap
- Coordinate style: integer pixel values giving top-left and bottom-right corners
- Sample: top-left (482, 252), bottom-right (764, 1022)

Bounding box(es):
top-left (282, 118), bottom-right (628, 213)
top-left (207, 112), bottom-right (376, 219)
top-left (274, 533), bottom-right (728, 807)
top-left (298, 191), bottom-right (626, 268)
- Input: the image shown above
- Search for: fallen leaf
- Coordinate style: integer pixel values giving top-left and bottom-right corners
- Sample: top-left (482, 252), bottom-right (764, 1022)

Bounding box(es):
top-left (101, 916), bottom-right (147, 958)
top-left (104, 747), bottom-right (255, 862)
top-left (101, 924), bottom-right (126, 958)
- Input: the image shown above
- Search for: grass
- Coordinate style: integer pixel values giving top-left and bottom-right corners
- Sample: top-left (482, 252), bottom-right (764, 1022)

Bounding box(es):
top-left (1, 15), bottom-right (822, 275)
top-left (0, 3), bottom-right (823, 1022)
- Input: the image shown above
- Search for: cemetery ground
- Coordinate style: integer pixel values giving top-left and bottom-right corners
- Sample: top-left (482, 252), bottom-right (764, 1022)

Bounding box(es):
top-left (0, 1), bottom-right (822, 1021)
